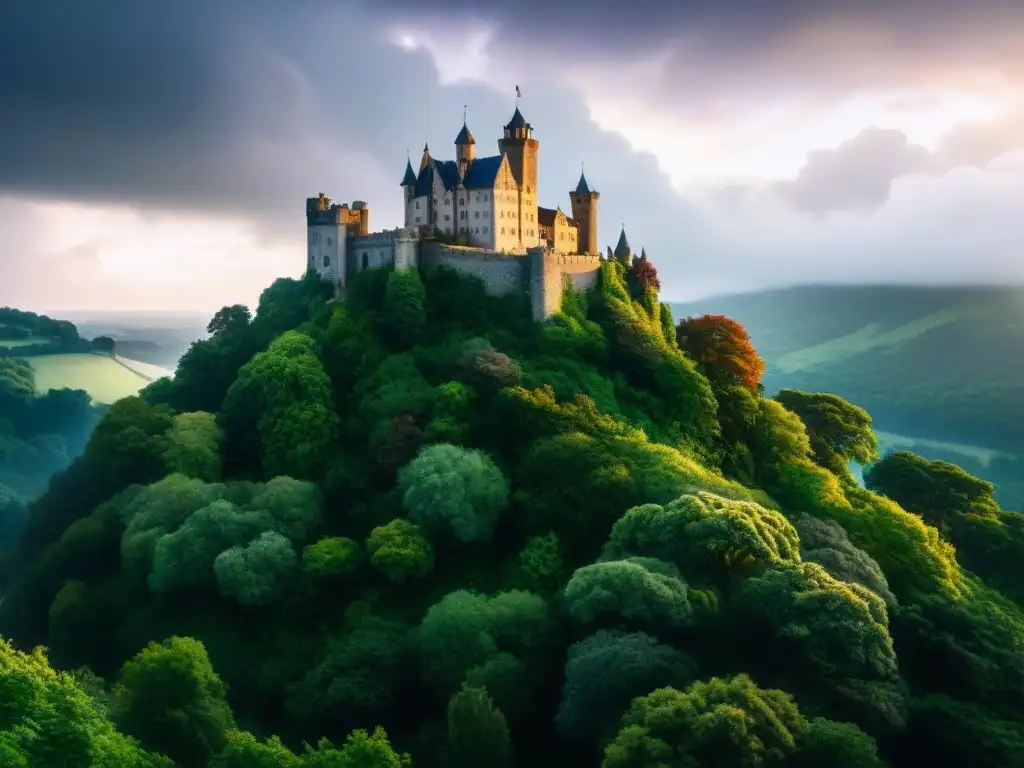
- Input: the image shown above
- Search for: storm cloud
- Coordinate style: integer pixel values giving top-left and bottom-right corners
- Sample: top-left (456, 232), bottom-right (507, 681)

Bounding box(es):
top-left (1, 0), bottom-right (1022, 311)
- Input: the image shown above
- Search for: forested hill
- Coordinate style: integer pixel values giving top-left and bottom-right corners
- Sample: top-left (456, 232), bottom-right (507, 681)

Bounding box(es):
top-left (671, 285), bottom-right (1024, 452)
top-left (1, 266), bottom-right (1023, 766)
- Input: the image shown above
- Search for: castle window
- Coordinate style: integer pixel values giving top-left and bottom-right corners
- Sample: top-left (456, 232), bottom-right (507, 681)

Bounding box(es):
top-left (444, 214), bottom-right (450, 221)
top-left (459, 198), bottom-right (465, 205)
top-left (415, 201), bottom-right (420, 209)
top-left (327, 236), bottom-right (332, 245)
top-left (474, 211), bottom-right (480, 219)
top-left (323, 254), bottom-right (330, 267)
top-left (460, 211), bottom-right (466, 220)
top-left (483, 211), bottom-right (488, 218)
top-left (475, 227), bottom-right (479, 233)
top-left (483, 227), bottom-right (488, 233)
top-left (361, 252), bottom-right (369, 270)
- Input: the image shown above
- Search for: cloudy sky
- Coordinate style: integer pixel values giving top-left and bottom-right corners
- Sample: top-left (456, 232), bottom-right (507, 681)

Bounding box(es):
top-left (1, 0), bottom-right (1022, 313)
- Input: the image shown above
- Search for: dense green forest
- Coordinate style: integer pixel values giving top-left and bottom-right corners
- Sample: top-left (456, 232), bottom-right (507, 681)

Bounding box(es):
top-left (672, 285), bottom-right (1024, 508)
top-left (1, 265), bottom-right (1022, 766)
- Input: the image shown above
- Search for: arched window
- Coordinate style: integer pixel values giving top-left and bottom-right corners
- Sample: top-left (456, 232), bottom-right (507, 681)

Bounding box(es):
top-left (361, 252), bottom-right (369, 270)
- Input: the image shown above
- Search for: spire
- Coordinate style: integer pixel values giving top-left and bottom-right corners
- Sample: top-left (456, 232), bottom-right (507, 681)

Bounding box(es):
top-left (575, 167), bottom-right (592, 195)
top-left (400, 157), bottom-right (417, 187)
top-left (419, 143), bottom-right (431, 171)
top-left (639, 247), bottom-right (648, 260)
top-left (455, 121), bottom-right (476, 146)
top-left (614, 225), bottom-right (630, 261)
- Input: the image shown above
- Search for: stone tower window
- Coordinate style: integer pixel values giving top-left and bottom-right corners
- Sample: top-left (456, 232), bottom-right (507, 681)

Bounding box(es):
top-left (327, 236), bottom-right (332, 245)
top-left (323, 254), bottom-right (330, 267)
top-left (362, 252), bottom-right (369, 270)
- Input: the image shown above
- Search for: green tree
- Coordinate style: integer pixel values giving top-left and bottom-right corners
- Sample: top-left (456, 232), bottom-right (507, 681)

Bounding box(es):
top-left (382, 269), bottom-right (427, 347)
top-left (302, 536), bottom-right (363, 579)
top-left (416, 589), bottom-right (553, 711)
top-left (774, 389), bottom-right (879, 479)
top-left (113, 636), bottom-right (236, 765)
top-left (365, 518), bottom-right (435, 583)
top-left (564, 559), bottom-right (693, 632)
top-left (0, 639), bottom-right (173, 767)
top-left (162, 410), bottom-right (223, 481)
top-left (215, 530), bottom-right (298, 606)
top-left (865, 450), bottom-right (1000, 527)
top-left (398, 443), bottom-right (509, 543)
top-left (444, 684), bottom-right (512, 768)
top-left (558, 629), bottom-right (696, 745)
top-left (602, 491), bottom-right (800, 586)
top-left (220, 331), bottom-right (338, 479)
top-left (790, 512), bottom-right (896, 606)
top-left (603, 675), bottom-right (804, 768)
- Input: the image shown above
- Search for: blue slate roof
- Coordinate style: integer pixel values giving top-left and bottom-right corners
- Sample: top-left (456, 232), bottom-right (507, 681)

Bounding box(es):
top-left (575, 171), bottom-right (592, 195)
top-left (400, 159), bottom-right (417, 187)
top-left (437, 160), bottom-right (461, 190)
top-left (462, 155), bottom-right (503, 189)
top-left (505, 107), bottom-right (528, 130)
top-left (412, 155), bottom-right (503, 196)
top-left (455, 122), bottom-right (476, 145)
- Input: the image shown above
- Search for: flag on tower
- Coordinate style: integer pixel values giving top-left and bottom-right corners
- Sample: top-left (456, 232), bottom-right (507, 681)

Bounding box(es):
top-left (515, 85), bottom-right (522, 98)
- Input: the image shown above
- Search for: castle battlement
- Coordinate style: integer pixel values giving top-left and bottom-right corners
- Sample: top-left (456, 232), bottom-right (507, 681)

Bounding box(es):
top-left (306, 104), bottom-right (649, 320)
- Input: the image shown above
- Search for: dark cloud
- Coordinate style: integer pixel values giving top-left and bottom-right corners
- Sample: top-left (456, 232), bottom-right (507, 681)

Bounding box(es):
top-left (1, 0), bottom-right (1023, 311)
top-left (776, 113), bottom-right (1024, 213)
top-left (378, 0), bottom-right (1024, 112)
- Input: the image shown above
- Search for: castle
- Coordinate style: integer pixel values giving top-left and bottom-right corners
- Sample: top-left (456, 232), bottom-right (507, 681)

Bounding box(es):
top-left (307, 104), bottom-right (646, 320)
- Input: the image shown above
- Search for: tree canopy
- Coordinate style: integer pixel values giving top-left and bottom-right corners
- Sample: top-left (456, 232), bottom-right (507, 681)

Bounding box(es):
top-left (0, 263), bottom-right (1019, 767)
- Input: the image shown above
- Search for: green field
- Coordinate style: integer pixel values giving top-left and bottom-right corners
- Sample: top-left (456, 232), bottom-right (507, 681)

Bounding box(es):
top-left (23, 354), bottom-right (165, 404)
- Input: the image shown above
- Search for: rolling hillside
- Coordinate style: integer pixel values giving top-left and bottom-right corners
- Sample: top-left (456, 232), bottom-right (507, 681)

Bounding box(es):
top-left (672, 285), bottom-right (1024, 507)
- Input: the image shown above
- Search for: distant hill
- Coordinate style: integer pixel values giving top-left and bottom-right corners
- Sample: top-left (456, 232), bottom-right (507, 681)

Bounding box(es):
top-left (672, 285), bottom-right (1024, 507)
top-left (58, 310), bottom-right (209, 369)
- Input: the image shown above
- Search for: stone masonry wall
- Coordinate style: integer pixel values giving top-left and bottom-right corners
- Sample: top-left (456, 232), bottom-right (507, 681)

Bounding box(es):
top-left (531, 249), bottom-right (602, 320)
top-left (421, 241), bottom-right (528, 297)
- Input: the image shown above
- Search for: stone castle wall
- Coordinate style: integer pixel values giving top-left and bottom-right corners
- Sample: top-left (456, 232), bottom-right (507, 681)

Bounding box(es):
top-left (529, 249), bottom-right (602, 320)
top-left (421, 241), bottom-right (529, 297)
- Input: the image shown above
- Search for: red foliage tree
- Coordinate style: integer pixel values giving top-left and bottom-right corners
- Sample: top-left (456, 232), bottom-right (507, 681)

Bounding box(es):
top-left (627, 254), bottom-right (661, 295)
top-left (675, 314), bottom-right (765, 391)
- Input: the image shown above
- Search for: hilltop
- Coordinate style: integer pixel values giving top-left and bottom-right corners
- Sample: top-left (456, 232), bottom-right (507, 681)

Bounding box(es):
top-left (0, 266), bottom-right (1021, 766)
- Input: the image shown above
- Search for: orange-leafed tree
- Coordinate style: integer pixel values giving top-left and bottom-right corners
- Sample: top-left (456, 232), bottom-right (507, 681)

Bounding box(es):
top-left (675, 314), bottom-right (765, 392)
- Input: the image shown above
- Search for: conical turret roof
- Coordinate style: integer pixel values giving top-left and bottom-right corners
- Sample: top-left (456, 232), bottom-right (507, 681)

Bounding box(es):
top-left (575, 170), bottom-right (592, 195)
top-left (400, 158), bottom-right (417, 187)
top-left (614, 226), bottom-right (630, 260)
top-left (455, 122), bottom-right (476, 145)
top-left (505, 106), bottom-right (529, 130)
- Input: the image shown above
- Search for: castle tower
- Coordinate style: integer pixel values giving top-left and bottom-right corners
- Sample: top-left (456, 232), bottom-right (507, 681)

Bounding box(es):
top-left (569, 169), bottom-right (599, 255)
top-left (400, 157), bottom-right (417, 227)
top-left (497, 106), bottom-right (540, 248)
top-left (306, 193), bottom-right (348, 293)
top-left (614, 225), bottom-right (633, 267)
top-left (455, 118), bottom-right (476, 179)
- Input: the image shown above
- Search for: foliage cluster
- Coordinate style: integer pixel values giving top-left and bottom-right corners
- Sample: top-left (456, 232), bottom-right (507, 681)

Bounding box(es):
top-left (0, 266), bottom-right (1022, 766)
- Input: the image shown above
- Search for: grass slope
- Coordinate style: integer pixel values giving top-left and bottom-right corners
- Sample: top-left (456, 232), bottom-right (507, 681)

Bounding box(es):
top-left (23, 353), bottom-right (172, 405)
